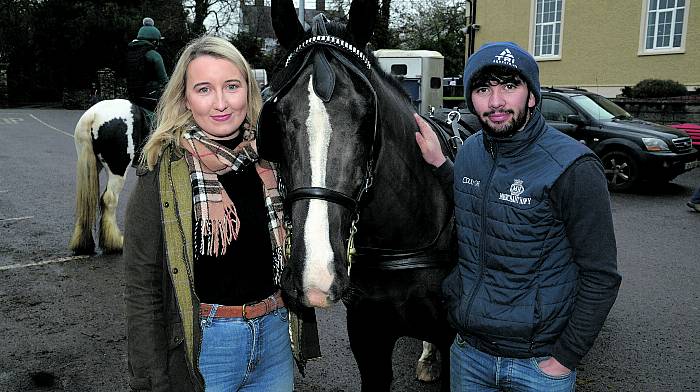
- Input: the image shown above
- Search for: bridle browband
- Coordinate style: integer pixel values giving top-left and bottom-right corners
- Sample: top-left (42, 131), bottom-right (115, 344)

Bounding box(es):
top-left (285, 35), bottom-right (372, 70)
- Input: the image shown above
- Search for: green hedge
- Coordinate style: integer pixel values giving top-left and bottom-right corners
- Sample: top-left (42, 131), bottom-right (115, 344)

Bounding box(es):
top-left (621, 79), bottom-right (687, 98)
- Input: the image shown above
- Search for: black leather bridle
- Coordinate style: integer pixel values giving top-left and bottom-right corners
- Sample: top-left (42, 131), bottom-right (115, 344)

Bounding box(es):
top-left (259, 28), bottom-right (380, 239)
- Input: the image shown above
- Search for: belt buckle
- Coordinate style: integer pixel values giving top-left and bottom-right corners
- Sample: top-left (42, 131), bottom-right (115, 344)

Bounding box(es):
top-left (241, 303), bottom-right (248, 320)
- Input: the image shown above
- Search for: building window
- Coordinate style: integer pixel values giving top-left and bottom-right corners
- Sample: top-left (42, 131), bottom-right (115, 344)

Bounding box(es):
top-left (642, 0), bottom-right (687, 52)
top-left (533, 0), bottom-right (563, 59)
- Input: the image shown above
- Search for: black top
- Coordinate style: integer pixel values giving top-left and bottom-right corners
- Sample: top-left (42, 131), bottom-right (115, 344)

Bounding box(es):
top-left (194, 134), bottom-right (276, 305)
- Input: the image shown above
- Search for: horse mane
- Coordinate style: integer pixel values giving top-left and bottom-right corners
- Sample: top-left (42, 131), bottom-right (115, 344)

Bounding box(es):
top-left (366, 54), bottom-right (412, 106)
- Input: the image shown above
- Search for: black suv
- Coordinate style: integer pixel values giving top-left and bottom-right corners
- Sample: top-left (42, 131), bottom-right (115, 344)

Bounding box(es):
top-left (437, 88), bottom-right (699, 191)
top-left (540, 88), bottom-right (698, 191)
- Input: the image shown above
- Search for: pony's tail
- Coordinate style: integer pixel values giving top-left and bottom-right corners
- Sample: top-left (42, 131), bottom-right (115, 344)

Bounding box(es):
top-left (69, 109), bottom-right (100, 255)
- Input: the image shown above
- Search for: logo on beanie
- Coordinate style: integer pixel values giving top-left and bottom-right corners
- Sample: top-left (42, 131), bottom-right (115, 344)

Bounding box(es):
top-left (493, 48), bottom-right (517, 68)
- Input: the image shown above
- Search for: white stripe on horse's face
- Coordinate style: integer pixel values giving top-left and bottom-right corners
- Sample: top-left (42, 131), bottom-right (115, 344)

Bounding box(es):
top-left (303, 76), bottom-right (335, 295)
top-left (90, 99), bottom-right (135, 163)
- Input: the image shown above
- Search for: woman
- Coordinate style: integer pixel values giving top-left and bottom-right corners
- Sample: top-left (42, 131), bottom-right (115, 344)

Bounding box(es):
top-left (124, 35), bottom-right (312, 392)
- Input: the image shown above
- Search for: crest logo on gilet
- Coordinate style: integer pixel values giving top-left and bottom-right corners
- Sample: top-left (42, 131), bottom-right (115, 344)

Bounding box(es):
top-left (499, 179), bottom-right (531, 205)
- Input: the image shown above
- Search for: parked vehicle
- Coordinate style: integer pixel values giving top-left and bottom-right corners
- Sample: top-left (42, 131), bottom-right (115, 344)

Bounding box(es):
top-left (374, 49), bottom-right (444, 116)
top-left (435, 88), bottom-right (699, 191)
top-left (252, 68), bottom-right (268, 89)
top-left (540, 88), bottom-right (698, 191)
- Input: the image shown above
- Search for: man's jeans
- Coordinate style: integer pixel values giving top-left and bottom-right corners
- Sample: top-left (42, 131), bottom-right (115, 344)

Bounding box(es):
top-left (198, 306), bottom-right (294, 392)
top-left (691, 185), bottom-right (700, 204)
top-left (450, 334), bottom-right (576, 391)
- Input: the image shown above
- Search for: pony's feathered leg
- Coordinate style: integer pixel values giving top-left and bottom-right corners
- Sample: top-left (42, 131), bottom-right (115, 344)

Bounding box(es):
top-left (99, 170), bottom-right (125, 253)
top-left (69, 109), bottom-right (100, 255)
top-left (416, 341), bottom-right (441, 382)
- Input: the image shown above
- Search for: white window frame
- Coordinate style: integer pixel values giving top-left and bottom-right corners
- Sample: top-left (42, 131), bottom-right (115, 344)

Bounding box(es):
top-left (530, 0), bottom-right (565, 61)
top-left (638, 0), bottom-right (688, 55)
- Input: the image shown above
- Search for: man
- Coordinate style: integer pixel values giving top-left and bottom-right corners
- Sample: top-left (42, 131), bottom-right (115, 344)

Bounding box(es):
top-left (126, 17), bottom-right (168, 112)
top-left (415, 42), bottom-right (621, 390)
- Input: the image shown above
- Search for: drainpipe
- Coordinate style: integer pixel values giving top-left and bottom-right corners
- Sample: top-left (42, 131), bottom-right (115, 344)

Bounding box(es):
top-left (467, 0), bottom-right (478, 58)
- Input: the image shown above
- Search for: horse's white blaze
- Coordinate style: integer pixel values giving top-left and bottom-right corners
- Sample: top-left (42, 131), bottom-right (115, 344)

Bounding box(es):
top-left (89, 99), bottom-right (135, 164)
top-left (303, 77), bottom-right (335, 295)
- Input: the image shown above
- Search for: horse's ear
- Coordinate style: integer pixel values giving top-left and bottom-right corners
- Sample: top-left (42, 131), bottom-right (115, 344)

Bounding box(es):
top-left (271, 0), bottom-right (305, 50)
top-left (347, 0), bottom-right (377, 49)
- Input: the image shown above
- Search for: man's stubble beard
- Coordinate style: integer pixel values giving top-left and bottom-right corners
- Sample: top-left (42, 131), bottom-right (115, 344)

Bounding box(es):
top-left (479, 103), bottom-right (531, 137)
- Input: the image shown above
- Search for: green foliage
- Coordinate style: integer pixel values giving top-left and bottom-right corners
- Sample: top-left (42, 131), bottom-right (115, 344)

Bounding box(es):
top-left (393, 0), bottom-right (466, 77)
top-left (0, 0), bottom-right (189, 104)
top-left (230, 31), bottom-right (264, 68)
top-left (623, 79), bottom-right (688, 98)
top-left (371, 0), bottom-right (399, 50)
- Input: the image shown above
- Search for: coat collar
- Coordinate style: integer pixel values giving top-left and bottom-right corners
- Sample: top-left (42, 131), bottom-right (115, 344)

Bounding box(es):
top-left (482, 110), bottom-right (547, 157)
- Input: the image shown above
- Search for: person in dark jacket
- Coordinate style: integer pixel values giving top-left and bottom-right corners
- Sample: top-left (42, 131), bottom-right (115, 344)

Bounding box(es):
top-left (123, 35), bottom-right (319, 392)
top-left (126, 17), bottom-right (168, 112)
top-left (414, 42), bottom-right (621, 390)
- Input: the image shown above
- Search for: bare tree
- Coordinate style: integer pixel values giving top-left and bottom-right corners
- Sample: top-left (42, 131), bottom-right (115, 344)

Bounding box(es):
top-left (184, 0), bottom-right (240, 36)
top-left (395, 0), bottom-right (466, 76)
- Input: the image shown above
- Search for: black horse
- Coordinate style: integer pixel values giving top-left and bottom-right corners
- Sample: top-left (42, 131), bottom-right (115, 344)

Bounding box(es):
top-left (259, 0), bottom-right (457, 390)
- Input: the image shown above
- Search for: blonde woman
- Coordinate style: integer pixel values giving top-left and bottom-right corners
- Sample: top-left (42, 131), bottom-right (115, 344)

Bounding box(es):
top-left (123, 35), bottom-right (315, 392)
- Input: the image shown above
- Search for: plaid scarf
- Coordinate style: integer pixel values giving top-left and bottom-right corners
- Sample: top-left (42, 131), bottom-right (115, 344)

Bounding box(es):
top-left (180, 125), bottom-right (287, 283)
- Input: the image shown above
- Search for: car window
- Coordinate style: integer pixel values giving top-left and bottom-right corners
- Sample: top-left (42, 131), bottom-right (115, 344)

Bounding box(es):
top-left (570, 94), bottom-right (631, 121)
top-left (542, 97), bottom-right (577, 122)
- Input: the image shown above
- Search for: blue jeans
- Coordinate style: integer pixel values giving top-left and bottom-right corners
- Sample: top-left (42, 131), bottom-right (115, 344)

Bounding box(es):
top-left (691, 185), bottom-right (700, 203)
top-left (198, 306), bottom-right (294, 392)
top-left (450, 335), bottom-right (576, 391)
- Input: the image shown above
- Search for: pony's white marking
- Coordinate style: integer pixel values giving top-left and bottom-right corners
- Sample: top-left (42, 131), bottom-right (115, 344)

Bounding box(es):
top-left (0, 255), bottom-right (89, 271)
top-left (0, 216), bottom-right (33, 223)
top-left (89, 99), bottom-right (136, 163)
top-left (28, 114), bottom-right (72, 137)
top-left (303, 76), bottom-right (335, 295)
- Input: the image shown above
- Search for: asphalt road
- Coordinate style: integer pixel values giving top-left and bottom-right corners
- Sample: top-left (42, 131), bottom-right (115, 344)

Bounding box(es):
top-left (0, 107), bottom-right (698, 391)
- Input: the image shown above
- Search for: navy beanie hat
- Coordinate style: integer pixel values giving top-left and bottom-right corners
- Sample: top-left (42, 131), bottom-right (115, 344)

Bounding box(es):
top-left (463, 42), bottom-right (540, 114)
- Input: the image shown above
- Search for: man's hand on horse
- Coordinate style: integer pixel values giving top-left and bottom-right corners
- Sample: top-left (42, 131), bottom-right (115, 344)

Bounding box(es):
top-left (414, 113), bottom-right (446, 168)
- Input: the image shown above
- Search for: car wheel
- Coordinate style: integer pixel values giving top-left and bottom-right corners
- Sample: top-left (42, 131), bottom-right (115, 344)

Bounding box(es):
top-left (601, 150), bottom-right (639, 192)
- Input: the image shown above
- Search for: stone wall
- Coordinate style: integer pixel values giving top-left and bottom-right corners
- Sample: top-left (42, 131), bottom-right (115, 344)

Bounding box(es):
top-left (611, 96), bottom-right (700, 125)
top-left (61, 68), bottom-right (127, 109)
top-left (97, 68), bottom-right (117, 100)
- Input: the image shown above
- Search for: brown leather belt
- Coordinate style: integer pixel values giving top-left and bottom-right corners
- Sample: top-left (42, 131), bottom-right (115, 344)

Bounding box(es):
top-left (199, 291), bottom-right (284, 320)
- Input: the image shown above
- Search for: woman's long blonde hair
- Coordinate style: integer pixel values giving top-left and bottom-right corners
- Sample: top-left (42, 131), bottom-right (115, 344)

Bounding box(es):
top-left (141, 35), bottom-right (263, 169)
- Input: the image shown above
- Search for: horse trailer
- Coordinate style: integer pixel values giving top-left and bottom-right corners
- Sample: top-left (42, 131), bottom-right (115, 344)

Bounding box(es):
top-left (253, 68), bottom-right (268, 89)
top-left (374, 49), bottom-right (444, 116)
